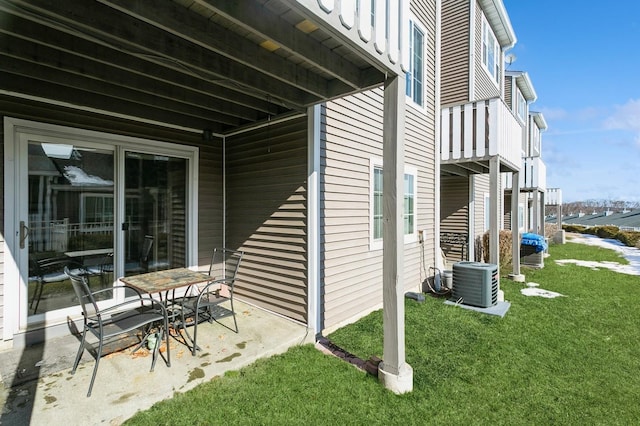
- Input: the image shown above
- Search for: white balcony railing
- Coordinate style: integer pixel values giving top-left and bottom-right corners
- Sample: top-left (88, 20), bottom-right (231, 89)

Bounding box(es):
top-left (441, 98), bottom-right (523, 170)
top-left (546, 188), bottom-right (563, 206)
top-left (503, 157), bottom-right (547, 191)
top-left (296, 0), bottom-right (407, 75)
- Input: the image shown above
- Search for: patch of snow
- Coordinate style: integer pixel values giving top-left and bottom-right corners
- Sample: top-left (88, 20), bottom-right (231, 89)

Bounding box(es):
top-left (567, 234), bottom-right (640, 274)
top-left (554, 259), bottom-right (640, 275)
top-left (64, 166), bottom-right (113, 186)
top-left (526, 282), bottom-right (540, 287)
top-left (520, 287), bottom-right (564, 298)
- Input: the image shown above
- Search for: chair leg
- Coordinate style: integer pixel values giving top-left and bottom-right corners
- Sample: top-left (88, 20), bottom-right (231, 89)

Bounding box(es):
top-left (229, 297), bottom-right (238, 333)
top-left (164, 316), bottom-right (171, 367)
top-left (29, 281), bottom-right (40, 309)
top-left (71, 327), bottom-right (88, 374)
top-left (150, 330), bottom-right (160, 372)
top-left (87, 336), bottom-right (104, 397)
top-left (31, 281), bottom-right (45, 314)
top-left (191, 318), bottom-right (199, 357)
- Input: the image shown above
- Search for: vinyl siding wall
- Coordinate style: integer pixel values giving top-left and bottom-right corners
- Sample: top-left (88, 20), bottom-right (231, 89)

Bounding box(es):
top-left (472, 174), bottom-right (490, 261)
top-left (225, 118), bottom-right (308, 324)
top-left (321, 1), bottom-right (437, 332)
top-left (473, 1), bottom-right (501, 101)
top-left (441, 0), bottom-right (470, 105)
top-left (505, 77), bottom-right (514, 110)
top-left (440, 176), bottom-right (469, 264)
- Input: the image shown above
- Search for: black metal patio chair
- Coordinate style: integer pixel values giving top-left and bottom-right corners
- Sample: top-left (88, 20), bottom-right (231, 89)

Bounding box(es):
top-left (177, 248), bottom-right (243, 356)
top-left (29, 256), bottom-right (86, 314)
top-left (65, 266), bottom-right (170, 397)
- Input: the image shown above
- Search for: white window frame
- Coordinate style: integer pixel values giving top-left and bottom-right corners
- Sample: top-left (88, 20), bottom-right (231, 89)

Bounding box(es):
top-left (369, 158), bottom-right (418, 250)
top-left (516, 89), bottom-right (526, 122)
top-left (483, 192), bottom-right (491, 232)
top-left (3, 117), bottom-right (199, 336)
top-left (518, 203), bottom-right (525, 232)
top-left (405, 15), bottom-right (426, 109)
top-left (481, 14), bottom-right (501, 86)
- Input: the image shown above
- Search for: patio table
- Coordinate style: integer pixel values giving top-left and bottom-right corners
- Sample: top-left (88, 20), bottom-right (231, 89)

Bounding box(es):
top-left (120, 268), bottom-right (211, 300)
top-left (120, 268), bottom-right (212, 347)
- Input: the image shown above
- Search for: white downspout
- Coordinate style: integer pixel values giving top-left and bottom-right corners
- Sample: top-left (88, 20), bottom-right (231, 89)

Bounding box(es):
top-left (468, 0), bottom-right (476, 102)
top-left (435, 0), bottom-right (442, 265)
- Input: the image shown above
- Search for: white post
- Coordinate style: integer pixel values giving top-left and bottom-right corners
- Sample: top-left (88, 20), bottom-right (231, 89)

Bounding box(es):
top-left (532, 189), bottom-right (540, 234)
top-left (489, 156), bottom-right (500, 270)
top-left (510, 171), bottom-right (524, 282)
top-left (378, 75), bottom-right (413, 394)
top-left (307, 105), bottom-right (321, 337)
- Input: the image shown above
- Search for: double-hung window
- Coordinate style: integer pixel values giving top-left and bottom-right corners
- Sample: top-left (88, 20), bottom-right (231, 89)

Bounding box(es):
top-left (406, 18), bottom-right (425, 107)
top-left (516, 89), bottom-right (526, 122)
top-left (481, 15), bottom-right (501, 85)
top-left (371, 159), bottom-right (418, 250)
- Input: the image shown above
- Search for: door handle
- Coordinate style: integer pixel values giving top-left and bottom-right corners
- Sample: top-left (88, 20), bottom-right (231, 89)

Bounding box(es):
top-left (20, 220), bottom-right (29, 249)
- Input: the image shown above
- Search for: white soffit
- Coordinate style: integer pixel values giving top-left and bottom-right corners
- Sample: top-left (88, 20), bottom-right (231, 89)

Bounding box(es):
top-left (479, 0), bottom-right (516, 48)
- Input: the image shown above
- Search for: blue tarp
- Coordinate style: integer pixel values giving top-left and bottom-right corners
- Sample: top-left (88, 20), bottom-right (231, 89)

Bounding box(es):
top-left (521, 233), bottom-right (547, 253)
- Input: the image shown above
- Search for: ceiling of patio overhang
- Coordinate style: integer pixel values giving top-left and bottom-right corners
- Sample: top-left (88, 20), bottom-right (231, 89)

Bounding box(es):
top-left (441, 158), bottom-right (519, 177)
top-left (0, 0), bottom-right (391, 137)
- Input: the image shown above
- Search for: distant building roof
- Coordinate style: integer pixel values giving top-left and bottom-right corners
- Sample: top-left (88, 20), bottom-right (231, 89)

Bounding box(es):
top-left (549, 210), bottom-right (640, 231)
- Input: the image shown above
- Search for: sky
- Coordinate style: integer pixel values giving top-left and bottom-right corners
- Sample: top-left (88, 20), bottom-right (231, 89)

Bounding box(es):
top-left (502, 0), bottom-right (640, 203)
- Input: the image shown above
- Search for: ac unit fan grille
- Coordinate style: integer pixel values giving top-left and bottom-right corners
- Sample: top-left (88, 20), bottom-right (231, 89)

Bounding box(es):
top-left (451, 262), bottom-right (498, 308)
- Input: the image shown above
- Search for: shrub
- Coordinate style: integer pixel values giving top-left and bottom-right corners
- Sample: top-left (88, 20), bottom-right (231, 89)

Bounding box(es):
top-left (563, 224), bottom-right (587, 233)
top-left (545, 223), bottom-right (559, 238)
top-left (594, 226), bottom-right (619, 239)
top-left (617, 231), bottom-right (640, 248)
top-left (482, 230), bottom-right (513, 265)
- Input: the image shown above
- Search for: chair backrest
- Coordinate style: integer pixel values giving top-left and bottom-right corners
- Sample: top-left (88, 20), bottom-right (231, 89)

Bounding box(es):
top-left (64, 266), bottom-right (99, 319)
top-left (140, 235), bottom-right (154, 263)
top-left (33, 256), bottom-right (82, 282)
top-left (209, 248), bottom-right (244, 284)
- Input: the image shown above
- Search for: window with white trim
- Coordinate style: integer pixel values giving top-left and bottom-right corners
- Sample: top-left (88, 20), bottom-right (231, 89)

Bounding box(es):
top-left (370, 159), bottom-right (418, 250)
top-left (406, 18), bottom-right (425, 107)
top-left (481, 15), bottom-right (500, 85)
top-left (518, 203), bottom-right (525, 232)
top-left (516, 89), bottom-right (526, 122)
top-left (484, 193), bottom-right (491, 232)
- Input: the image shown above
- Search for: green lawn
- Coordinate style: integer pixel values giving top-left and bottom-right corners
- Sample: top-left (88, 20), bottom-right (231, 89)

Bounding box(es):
top-left (126, 242), bottom-right (640, 425)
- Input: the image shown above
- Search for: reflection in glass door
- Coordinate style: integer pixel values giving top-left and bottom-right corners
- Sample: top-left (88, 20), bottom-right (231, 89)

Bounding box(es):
top-left (123, 152), bottom-right (187, 277)
top-left (27, 142), bottom-right (115, 317)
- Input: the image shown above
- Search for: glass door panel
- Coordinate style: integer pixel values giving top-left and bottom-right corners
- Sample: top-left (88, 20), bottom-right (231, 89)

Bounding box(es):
top-left (123, 152), bottom-right (187, 277)
top-left (27, 142), bottom-right (115, 317)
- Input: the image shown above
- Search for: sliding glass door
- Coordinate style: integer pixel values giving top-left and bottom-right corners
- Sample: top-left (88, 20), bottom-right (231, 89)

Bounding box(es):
top-left (13, 123), bottom-right (195, 330)
top-left (25, 140), bottom-right (116, 316)
top-left (123, 151), bottom-right (187, 278)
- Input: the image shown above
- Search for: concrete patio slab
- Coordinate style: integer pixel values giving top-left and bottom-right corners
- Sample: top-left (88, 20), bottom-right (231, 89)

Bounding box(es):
top-left (0, 300), bottom-right (312, 425)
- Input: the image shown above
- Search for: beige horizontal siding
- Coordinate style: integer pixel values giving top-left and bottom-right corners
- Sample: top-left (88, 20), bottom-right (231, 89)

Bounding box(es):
top-left (226, 117), bottom-right (308, 323)
top-left (322, 0), bottom-right (437, 332)
top-left (441, 176), bottom-right (469, 264)
top-left (473, 1), bottom-right (501, 100)
top-left (441, 0), bottom-right (471, 105)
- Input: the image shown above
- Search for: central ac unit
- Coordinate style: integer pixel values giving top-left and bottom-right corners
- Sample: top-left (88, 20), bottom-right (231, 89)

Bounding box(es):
top-left (451, 261), bottom-right (498, 308)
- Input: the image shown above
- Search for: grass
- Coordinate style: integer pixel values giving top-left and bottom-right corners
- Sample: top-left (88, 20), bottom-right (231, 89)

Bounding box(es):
top-left (126, 241), bottom-right (640, 425)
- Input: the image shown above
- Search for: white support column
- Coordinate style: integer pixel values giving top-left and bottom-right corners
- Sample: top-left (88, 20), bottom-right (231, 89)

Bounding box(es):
top-left (468, 174), bottom-right (475, 261)
top-left (532, 189), bottom-right (540, 234)
top-left (510, 171), bottom-right (524, 282)
top-left (489, 156), bottom-right (500, 270)
top-left (307, 105), bottom-right (322, 337)
top-left (540, 192), bottom-right (546, 235)
top-left (378, 75), bottom-right (413, 394)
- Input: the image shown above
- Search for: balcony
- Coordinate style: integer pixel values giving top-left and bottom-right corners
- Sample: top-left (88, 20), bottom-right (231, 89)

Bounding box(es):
top-left (441, 98), bottom-right (524, 175)
top-left (295, 0), bottom-right (407, 76)
top-left (504, 156), bottom-right (547, 192)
